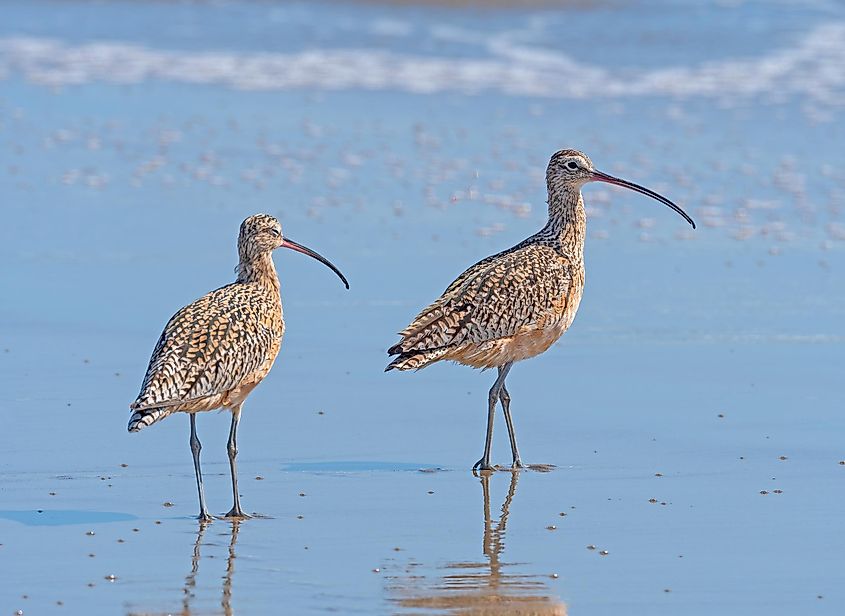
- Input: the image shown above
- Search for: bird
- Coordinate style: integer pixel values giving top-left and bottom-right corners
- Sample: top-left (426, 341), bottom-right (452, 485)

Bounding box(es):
top-left (386, 149), bottom-right (695, 471)
top-left (128, 213), bottom-right (349, 521)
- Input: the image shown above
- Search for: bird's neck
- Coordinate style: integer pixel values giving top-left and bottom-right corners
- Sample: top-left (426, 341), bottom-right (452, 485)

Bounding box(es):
top-left (538, 184), bottom-right (586, 259)
top-left (236, 251), bottom-right (280, 291)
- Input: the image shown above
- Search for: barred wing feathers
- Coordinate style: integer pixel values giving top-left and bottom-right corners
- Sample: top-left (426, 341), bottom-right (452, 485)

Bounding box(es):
top-left (131, 284), bottom-right (278, 412)
top-left (387, 244), bottom-right (572, 369)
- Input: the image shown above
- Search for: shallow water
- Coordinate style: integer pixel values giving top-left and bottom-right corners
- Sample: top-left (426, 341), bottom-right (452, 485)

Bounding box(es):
top-left (1, 1), bottom-right (844, 614)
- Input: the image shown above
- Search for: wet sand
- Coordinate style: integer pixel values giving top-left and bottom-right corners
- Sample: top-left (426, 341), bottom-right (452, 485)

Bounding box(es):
top-left (1, 0), bottom-right (844, 614)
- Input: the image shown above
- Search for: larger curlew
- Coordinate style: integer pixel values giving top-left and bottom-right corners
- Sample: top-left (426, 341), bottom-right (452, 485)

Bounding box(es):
top-left (129, 214), bottom-right (349, 520)
top-left (386, 149), bottom-right (695, 471)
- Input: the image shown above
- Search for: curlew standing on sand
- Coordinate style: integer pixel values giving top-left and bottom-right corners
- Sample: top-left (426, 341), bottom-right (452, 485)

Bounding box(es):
top-left (129, 214), bottom-right (349, 520)
top-left (386, 149), bottom-right (695, 471)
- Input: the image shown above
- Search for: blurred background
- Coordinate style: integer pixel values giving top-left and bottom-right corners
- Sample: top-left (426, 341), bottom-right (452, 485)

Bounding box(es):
top-left (1, 1), bottom-right (843, 614)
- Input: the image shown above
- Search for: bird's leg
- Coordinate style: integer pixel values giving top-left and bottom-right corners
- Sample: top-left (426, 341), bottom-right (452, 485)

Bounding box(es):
top-left (224, 405), bottom-right (249, 519)
top-left (473, 365), bottom-right (511, 472)
top-left (189, 414), bottom-right (212, 523)
top-left (497, 363), bottom-right (523, 469)
top-left (473, 384), bottom-right (498, 472)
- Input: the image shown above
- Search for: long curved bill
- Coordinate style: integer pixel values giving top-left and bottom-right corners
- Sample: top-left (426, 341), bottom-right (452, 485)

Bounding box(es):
top-left (281, 238), bottom-right (350, 289)
top-left (591, 170), bottom-right (696, 229)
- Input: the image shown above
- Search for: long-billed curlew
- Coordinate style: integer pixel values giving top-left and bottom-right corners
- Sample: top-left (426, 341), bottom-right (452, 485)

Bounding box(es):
top-left (386, 149), bottom-right (695, 471)
top-left (129, 214), bottom-right (349, 520)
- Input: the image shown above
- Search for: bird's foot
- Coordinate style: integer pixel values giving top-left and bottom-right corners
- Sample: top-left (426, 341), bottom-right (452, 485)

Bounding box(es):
top-left (222, 507), bottom-right (252, 520)
top-left (472, 458), bottom-right (495, 473)
top-left (511, 459), bottom-right (526, 470)
top-left (197, 512), bottom-right (214, 524)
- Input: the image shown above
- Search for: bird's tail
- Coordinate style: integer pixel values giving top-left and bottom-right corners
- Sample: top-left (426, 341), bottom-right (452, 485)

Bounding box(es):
top-left (128, 407), bottom-right (170, 432)
top-left (385, 347), bottom-right (450, 372)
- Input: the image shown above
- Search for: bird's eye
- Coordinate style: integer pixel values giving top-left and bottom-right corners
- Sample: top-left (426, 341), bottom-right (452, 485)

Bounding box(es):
top-left (269, 228), bottom-right (281, 237)
top-left (566, 161), bottom-right (579, 170)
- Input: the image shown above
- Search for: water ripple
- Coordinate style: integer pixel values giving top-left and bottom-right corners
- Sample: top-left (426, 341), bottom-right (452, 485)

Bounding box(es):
top-left (1, 22), bottom-right (844, 103)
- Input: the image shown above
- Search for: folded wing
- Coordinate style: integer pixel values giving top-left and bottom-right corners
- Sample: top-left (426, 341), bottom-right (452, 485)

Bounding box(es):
top-left (131, 284), bottom-right (278, 411)
top-left (388, 244), bottom-right (573, 368)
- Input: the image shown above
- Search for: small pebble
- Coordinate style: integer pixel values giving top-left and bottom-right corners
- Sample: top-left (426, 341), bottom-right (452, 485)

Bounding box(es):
top-left (773, 489), bottom-right (783, 494)
top-left (664, 588), bottom-right (671, 593)
top-left (120, 463), bottom-right (128, 468)
top-left (546, 525), bottom-right (556, 531)
top-left (778, 456), bottom-right (787, 460)
top-left (551, 573), bottom-right (559, 579)
top-left (163, 502), bottom-right (174, 507)
top-left (427, 490), bottom-right (434, 495)
top-left (760, 490), bottom-right (769, 495)
top-left (648, 498), bottom-right (658, 503)
top-left (717, 413), bottom-right (724, 418)
top-left (105, 574), bottom-right (116, 582)
top-left (85, 531), bottom-right (95, 536)
top-left (599, 550), bottom-right (609, 556)
top-left (255, 476), bottom-right (264, 480)
top-left (559, 512), bottom-right (567, 517)
top-left (586, 545), bottom-right (596, 550)
top-left (297, 515), bottom-right (304, 520)
top-left (372, 568), bottom-right (380, 573)
top-left (298, 493), bottom-right (306, 497)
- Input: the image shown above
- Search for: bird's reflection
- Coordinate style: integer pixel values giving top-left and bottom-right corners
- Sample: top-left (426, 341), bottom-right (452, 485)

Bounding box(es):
top-left (389, 472), bottom-right (566, 615)
top-left (180, 518), bottom-right (240, 616)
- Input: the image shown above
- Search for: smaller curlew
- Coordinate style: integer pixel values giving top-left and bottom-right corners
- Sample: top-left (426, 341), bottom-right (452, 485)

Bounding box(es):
top-left (129, 214), bottom-right (348, 521)
top-left (387, 149), bottom-right (694, 471)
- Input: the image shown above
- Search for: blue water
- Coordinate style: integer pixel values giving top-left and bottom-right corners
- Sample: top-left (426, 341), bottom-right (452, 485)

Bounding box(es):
top-left (0, 510), bottom-right (137, 526)
top-left (1, 1), bottom-right (844, 614)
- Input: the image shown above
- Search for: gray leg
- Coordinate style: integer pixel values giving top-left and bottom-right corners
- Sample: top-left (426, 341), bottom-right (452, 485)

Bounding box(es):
top-left (498, 363), bottom-right (523, 468)
top-left (190, 414), bottom-right (212, 522)
top-left (224, 405), bottom-right (249, 519)
top-left (473, 364), bottom-right (512, 472)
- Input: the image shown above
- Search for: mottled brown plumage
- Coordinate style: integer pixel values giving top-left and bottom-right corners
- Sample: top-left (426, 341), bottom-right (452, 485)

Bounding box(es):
top-left (387, 149), bottom-right (695, 471)
top-left (129, 214), bottom-right (348, 520)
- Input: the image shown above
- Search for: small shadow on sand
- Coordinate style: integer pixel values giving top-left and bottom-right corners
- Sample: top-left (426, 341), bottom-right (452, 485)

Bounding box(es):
top-left (0, 509), bottom-right (138, 526)
top-left (279, 461), bottom-right (446, 473)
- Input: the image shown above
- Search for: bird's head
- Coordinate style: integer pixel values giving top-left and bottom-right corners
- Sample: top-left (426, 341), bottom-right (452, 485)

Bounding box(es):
top-left (546, 149), bottom-right (596, 188)
top-left (546, 149), bottom-right (695, 229)
top-left (239, 213), bottom-right (285, 255)
top-left (238, 214), bottom-right (349, 288)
